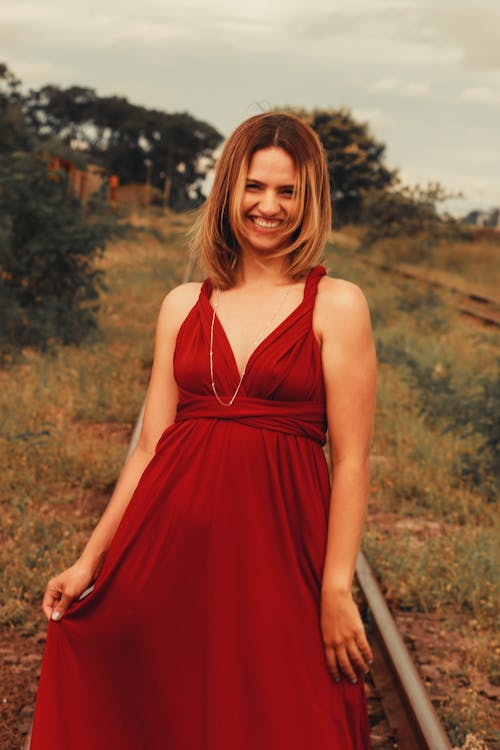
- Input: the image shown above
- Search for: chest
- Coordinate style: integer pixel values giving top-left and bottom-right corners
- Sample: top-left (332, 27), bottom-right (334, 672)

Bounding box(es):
top-left (208, 285), bottom-right (306, 376)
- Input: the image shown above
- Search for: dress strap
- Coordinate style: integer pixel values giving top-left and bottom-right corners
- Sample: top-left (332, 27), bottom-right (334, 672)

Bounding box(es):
top-left (303, 265), bottom-right (326, 306)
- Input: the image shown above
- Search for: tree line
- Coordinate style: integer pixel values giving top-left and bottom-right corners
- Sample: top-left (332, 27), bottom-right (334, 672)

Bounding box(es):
top-left (0, 62), bottom-right (466, 357)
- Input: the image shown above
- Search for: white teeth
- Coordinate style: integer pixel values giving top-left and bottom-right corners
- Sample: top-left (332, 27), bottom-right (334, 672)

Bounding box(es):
top-left (252, 217), bottom-right (281, 229)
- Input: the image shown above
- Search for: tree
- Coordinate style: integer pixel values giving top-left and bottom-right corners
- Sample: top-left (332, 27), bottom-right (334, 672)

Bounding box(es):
top-left (358, 181), bottom-right (470, 259)
top-left (22, 85), bottom-right (224, 209)
top-left (0, 64), bottom-right (117, 356)
top-left (0, 153), bottom-right (113, 354)
top-left (0, 63), bottom-right (34, 153)
top-left (293, 107), bottom-right (395, 226)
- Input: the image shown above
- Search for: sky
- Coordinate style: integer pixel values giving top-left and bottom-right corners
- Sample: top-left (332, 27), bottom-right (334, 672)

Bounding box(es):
top-left (2, 0), bottom-right (500, 216)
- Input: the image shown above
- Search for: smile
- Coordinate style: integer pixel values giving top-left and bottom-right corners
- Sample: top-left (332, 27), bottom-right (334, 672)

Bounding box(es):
top-left (250, 216), bottom-right (282, 229)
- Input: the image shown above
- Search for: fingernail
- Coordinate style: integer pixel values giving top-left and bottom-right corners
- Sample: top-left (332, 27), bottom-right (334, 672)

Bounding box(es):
top-left (334, 678), bottom-right (340, 683)
top-left (350, 678), bottom-right (358, 685)
top-left (51, 611), bottom-right (61, 621)
top-left (367, 659), bottom-right (374, 665)
top-left (364, 669), bottom-right (370, 675)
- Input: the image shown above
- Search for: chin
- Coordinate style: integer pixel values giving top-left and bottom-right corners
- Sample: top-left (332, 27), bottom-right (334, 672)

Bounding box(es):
top-left (242, 228), bottom-right (291, 255)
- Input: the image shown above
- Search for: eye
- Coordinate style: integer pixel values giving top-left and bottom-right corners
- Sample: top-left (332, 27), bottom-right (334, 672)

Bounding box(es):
top-left (245, 182), bottom-right (260, 191)
top-left (280, 187), bottom-right (295, 197)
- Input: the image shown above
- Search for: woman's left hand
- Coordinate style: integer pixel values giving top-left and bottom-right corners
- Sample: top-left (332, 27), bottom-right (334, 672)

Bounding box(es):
top-left (320, 588), bottom-right (373, 684)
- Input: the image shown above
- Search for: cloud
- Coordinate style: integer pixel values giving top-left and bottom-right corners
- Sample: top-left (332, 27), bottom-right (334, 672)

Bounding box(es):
top-left (370, 77), bottom-right (400, 93)
top-left (0, 0), bottom-right (286, 51)
top-left (459, 87), bottom-right (500, 106)
top-left (370, 77), bottom-right (433, 98)
top-left (6, 59), bottom-right (80, 86)
top-left (289, 0), bottom-right (500, 71)
top-left (289, 3), bottom-right (416, 41)
top-left (351, 107), bottom-right (391, 132)
top-left (421, 2), bottom-right (500, 71)
top-left (399, 81), bottom-right (433, 99)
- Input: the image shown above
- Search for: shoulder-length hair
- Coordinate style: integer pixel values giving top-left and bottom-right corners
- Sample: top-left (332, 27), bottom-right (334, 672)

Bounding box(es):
top-left (190, 111), bottom-right (332, 289)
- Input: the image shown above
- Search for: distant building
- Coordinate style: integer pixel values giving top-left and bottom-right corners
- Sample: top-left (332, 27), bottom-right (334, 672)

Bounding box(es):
top-left (462, 207), bottom-right (500, 229)
top-left (48, 156), bottom-right (113, 204)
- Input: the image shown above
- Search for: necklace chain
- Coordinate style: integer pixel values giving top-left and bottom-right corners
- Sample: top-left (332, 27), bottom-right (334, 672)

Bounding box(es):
top-left (209, 284), bottom-right (293, 407)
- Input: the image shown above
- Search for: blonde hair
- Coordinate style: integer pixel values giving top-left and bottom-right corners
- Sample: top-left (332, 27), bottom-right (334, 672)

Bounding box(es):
top-left (190, 111), bottom-right (331, 289)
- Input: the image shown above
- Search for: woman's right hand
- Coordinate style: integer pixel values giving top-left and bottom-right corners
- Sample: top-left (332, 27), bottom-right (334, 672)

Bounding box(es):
top-left (42, 560), bottom-right (96, 622)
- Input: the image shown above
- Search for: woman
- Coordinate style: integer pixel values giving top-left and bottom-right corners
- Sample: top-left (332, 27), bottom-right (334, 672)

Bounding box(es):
top-left (30, 111), bottom-right (377, 748)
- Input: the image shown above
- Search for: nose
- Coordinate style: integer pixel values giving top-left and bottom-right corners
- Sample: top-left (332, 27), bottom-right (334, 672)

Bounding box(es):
top-left (258, 189), bottom-right (280, 215)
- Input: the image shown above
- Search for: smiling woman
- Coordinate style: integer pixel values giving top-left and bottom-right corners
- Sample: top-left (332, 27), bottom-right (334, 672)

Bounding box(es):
top-left (194, 111), bottom-right (331, 289)
top-left (29, 111), bottom-right (376, 750)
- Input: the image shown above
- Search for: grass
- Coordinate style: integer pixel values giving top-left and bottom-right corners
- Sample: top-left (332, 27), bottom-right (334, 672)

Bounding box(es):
top-left (1, 211), bottom-right (498, 745)
top-left (326, 232), bottom-right (499, 745)
top-left (0, 208), bottom-right (192, 632)
top-left (331, 223), bottom-right (500, 300)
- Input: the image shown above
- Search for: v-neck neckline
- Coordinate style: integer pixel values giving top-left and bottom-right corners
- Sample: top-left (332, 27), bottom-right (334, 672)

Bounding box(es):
top-left (204, 267), bottom-right (316, 380)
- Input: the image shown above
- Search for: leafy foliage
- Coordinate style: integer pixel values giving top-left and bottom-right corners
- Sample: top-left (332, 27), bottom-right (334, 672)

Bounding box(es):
top-left (0, 153), bottom-right (116, 354)
top-left (22, 84), bottom-right (223, 209)
top-left (291, 106), bottom-right (470, 247)
top-left (377, 338), bottom-right (499, 500)
top-left (0, 63), bottom-right (34, 153)
top-left (439, 365), bottom-right (500, 496)
top-left (359, 181), bottom-right (470, 258)
top-left (293, 107), bottom-right (395, 226)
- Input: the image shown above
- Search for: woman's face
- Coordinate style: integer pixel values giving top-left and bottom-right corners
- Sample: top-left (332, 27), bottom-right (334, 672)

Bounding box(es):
top-left (238, 146), bottom-right (301, 256)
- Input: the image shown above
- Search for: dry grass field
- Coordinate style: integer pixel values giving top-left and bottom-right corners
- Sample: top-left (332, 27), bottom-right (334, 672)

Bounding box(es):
top-left (327, 228), bottom-right (499, 746)
top-left (0, 210), bottom-right (498, 748)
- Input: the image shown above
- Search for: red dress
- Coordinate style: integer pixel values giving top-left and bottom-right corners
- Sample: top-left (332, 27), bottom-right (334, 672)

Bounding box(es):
top-left (30, 265), bottom-right (371, 749)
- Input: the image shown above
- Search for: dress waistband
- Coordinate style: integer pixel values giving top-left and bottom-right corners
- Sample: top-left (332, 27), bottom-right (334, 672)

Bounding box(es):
top-left (175, 395), bottom-right (327, 445)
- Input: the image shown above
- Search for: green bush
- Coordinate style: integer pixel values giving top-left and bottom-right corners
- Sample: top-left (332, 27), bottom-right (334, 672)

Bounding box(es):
top-left (0, 153), bottom-right (116, 354)
top-left (377, 337), bottom-right (499, 500)
top-left (359, 183), bottom-right (470, 260)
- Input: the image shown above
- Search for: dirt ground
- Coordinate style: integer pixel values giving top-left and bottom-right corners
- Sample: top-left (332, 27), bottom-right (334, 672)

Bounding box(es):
top-left (2, 597), bottom-right (498, 749)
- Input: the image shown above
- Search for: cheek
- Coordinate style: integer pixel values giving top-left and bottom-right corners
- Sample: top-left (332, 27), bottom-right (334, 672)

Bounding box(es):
top-left (241, 196), bottom-right (254, 215)
top-left (288, 200), bottom-right (302, 223)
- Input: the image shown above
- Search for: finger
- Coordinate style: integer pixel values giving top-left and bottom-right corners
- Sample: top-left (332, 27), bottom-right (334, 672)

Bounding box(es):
top-left (42, 601), bottom-right (55, 621)
top-left (335, 645), bottom-right (358, 684)
top-left (356, 633), bottom-right (374, 667)
top-left (323, 645), bottom-right (341, 683)
top-left (51, 591), bottom-right (75, 622)
top-left (346, 639), bottom-right (370, 675)
top-left (42, 581), bottom-right (62, 621)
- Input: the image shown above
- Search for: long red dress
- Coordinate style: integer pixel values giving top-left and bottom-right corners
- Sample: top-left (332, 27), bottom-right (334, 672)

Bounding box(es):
top-left (30, 265), bottom-right (371, 749)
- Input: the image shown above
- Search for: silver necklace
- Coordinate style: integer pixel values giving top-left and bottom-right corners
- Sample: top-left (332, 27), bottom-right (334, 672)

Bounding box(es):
top-left (209, 284), bottom-right (293, 406)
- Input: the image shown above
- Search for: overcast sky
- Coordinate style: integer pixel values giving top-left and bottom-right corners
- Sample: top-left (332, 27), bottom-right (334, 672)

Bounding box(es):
top-left (2, 0), bottom-right (500, 215)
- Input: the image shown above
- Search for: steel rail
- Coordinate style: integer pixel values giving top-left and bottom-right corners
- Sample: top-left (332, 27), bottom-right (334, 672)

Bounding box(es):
top-left (356, 552), bottom-right (452, 750)
top-left (356, 257), bottom-right (500, 327)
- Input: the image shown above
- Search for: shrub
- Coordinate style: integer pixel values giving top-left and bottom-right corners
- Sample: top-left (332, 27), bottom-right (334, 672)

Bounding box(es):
top-left (359, 183), bottom-right (470, 261)
top-left (0, 153), bottom-right (116, 355)
top-left (377, 338), bottom-right (499, 501)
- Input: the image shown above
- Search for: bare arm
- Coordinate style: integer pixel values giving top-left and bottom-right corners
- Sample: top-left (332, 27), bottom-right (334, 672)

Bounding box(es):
top-left (315, 277), bottom-right (377, 682)
top-left (43, 282), bottom-right (201, 621)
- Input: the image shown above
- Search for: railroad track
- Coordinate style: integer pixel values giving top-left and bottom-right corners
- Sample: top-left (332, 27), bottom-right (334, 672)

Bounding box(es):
top-left (356, 257), bottom-right (500, 328)
top-left (357, 554), bottom-right (451, 749)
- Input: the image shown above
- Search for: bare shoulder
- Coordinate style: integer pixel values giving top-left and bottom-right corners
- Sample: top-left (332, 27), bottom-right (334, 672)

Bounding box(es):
top-left (157, 281), bottom-right (203, 332)
top-left (163, 281), bottom-right (203, 307)
top-left (315, 275), bottom-right (373, 342)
